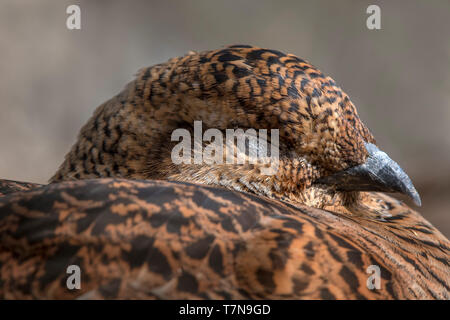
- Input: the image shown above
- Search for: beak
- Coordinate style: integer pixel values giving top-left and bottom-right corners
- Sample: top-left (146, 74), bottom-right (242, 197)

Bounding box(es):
top-left (315, 143), bottom-right (421, 206)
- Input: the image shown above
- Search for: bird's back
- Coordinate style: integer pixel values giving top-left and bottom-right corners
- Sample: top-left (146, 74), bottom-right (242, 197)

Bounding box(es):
top-left (0, 178), bottom-right (448, 299)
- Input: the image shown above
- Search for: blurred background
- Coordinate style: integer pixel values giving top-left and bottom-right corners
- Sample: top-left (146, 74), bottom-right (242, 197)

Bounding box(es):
top-left (0, 0), bottom-right (449, 236)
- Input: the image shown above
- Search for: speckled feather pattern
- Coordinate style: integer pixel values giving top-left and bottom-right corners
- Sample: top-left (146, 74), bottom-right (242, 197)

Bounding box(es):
top-left (0, 179), bottom-right (448, 299)
top-left (0, 180), bottom-right (42, 197)
top-left (50, 45), bottom-right (375, 205)
top-left (0, 45), bottom-right (448, 299)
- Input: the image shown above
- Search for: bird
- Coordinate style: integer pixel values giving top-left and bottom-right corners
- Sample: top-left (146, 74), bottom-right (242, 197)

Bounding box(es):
top-left (0, 179), bottom-right (41, 197)
top-left (0, 45), bottom-right (448, 299)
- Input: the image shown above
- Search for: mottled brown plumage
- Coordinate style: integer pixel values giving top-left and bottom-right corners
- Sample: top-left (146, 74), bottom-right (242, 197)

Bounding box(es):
top-left (0, 179), bottom-right (448, 299)
top-left (50, 45), bottom-right (376, 209)
top-left (0, 45), bottom-right (448, 299)
top-left (0, 179), bottom-right (41, 197)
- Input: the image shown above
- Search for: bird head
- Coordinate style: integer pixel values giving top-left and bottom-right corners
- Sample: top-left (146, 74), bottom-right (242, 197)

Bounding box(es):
top-left (52, 45), bottom-right (420, 208)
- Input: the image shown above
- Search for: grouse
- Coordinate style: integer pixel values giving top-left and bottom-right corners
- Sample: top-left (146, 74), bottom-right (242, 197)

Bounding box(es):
top-left (0, 45), bottom-right (448, 299)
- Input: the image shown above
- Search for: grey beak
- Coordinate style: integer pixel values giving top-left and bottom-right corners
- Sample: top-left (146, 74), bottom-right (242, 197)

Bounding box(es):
top-left (316, 143), bottom-right (421, 206)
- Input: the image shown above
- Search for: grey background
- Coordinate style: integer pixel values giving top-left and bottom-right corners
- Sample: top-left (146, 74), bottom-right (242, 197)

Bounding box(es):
top-left (1, 0), bottom-right (449, 236)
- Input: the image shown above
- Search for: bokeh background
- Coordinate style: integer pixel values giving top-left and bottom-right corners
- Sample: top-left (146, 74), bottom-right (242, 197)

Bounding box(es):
top-left (1, 0), bottom-right (449, 236)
